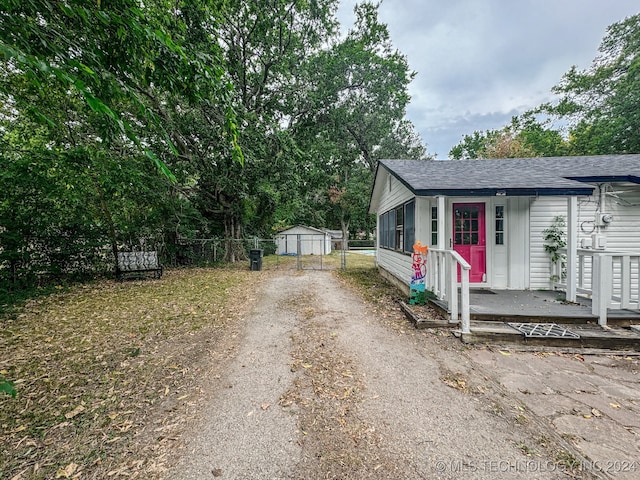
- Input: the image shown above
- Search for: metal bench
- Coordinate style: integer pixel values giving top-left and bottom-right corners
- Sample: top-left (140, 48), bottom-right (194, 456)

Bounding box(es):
top-left (116, 251), bottom-right (163, 280)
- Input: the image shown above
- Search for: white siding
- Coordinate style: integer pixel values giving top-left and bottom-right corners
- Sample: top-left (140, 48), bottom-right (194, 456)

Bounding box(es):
top-left (377, 248), bottom-right (413, 286)
top-left (599, 185), bottom-right (640, 303)
top-left (530, 195), bottom-right (600, 289)
top-left (601, 185), bottom-right (640, 252)
top-left (378, 174), bottom-right (414, 213)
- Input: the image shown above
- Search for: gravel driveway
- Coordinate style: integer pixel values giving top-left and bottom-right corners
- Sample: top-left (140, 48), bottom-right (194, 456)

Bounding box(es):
top-left (165, 270), bottom-right (639, 479)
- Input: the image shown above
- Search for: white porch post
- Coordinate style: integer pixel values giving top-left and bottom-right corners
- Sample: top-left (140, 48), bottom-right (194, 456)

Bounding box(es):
top-left (566, 196), bottom-right (578, 302)
top-left (437, 196), bottom-right (447, 297)
top-left (460, 266), bottom-right (471, 334)
top-left (437, 196), bottom-right (446, 248)
top-left (449, 255), bottom-right (459, 323)
top-left (592, 253), bottom-right (612, 326)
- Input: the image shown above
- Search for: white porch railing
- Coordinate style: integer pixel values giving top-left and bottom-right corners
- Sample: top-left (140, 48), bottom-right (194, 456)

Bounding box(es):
top-left (426, 248), bottom-right (471, 334)
top-left (554, 248), bottom-right (640, 326)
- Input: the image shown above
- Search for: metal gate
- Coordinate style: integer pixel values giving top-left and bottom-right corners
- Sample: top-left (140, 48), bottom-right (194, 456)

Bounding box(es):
top-left (171, 235), bottom-right (375, 271)
top-left (275, 233), bottom-right (332, 270)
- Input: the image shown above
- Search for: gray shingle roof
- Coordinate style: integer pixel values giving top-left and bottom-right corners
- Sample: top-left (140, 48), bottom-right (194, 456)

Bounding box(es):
top-left (379, 154), bottom-right (640, 197)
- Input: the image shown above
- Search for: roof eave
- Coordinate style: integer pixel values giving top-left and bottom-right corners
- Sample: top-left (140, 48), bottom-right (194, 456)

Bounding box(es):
top-left (565, 175), bottom-right (640, 184)
top-left (413, 187), bottom-right (595, 197)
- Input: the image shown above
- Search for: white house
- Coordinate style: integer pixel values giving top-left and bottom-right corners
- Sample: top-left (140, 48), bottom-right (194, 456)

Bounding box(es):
top-left (369, 155), bottom-right (640, 326)
top-left (275, 225), bottom-right (332, 256)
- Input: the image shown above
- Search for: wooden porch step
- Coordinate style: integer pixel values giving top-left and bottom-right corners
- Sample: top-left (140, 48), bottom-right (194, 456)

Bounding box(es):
top-left (470, 312), bottom-right (597, 324)
top-left (399, 301), bottom-right (455, 329)
top-left (459, 321), bottom-right (640, 351)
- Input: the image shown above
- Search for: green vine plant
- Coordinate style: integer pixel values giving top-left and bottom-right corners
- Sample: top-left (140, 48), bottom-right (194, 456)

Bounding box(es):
top-left (543, 215), bottom-right (567, 282)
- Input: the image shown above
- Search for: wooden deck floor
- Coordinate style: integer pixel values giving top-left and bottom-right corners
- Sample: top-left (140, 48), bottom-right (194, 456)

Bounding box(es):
top-left (408, 290), bottom-right (640, 351)
top-left (440, 289), bottom-right (640, 325)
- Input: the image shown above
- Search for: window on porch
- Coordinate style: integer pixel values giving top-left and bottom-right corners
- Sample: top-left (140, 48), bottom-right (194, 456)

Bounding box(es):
top-left (431, 206), bottom-right (438, 246)
top-left (495, 205), bottom-right (505, 245)
top-left (378, 200), bottom-right (415, 253)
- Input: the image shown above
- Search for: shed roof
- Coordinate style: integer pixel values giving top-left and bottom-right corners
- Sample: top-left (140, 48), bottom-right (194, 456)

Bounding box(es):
top-left (276, 225), bottom-right (331, 236)
top-left (378, 154), bottom-right (640, 198)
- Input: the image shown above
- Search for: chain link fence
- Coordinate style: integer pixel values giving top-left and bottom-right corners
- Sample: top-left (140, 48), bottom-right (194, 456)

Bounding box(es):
top-left (170, 236), bottom-right (376, 271)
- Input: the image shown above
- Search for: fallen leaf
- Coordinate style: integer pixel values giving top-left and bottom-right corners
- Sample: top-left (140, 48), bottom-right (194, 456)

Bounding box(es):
top-left (65, 405), bottom-right (85, 419)
top-left (583, 414), bottom-right (592, 419)
top-left (609, 403), bottom-right (621, 409)
top-left (55, 463), bottom-right (78, 478)
top-left (261, 403), bottom-right (270, 410)
top-left (591, 408), bottom-right (602, 418)
top-left (499, 350), bottom-right (511, 356)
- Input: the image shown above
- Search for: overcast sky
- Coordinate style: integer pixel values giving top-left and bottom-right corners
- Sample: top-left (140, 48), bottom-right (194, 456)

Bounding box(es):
top-left (336, 0), bottom-right (640, 159)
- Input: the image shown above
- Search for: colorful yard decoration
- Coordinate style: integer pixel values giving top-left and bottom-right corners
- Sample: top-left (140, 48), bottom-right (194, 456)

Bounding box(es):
top-left (410, 240), bottom-right (428, 304)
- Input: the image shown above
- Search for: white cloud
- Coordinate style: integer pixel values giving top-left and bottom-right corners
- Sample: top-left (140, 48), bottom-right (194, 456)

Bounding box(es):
top-left (337, 0), bottom-right (640, 157)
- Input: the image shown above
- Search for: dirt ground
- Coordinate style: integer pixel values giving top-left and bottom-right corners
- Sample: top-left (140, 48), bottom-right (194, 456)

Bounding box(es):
top-left (161, 270), bottom-right (639, 480)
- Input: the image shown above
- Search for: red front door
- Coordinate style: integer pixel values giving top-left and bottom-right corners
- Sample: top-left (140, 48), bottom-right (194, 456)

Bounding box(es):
top-left (453, 203), bottom-right (486, 283)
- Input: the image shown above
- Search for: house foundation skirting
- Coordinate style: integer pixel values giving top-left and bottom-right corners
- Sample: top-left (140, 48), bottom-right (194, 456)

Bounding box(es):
top-left (377, 266), bottom-right (410, 296)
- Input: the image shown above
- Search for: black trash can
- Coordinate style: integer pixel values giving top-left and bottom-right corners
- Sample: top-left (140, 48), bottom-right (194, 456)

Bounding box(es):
top-left (249, 249), bottom-right (263, 271)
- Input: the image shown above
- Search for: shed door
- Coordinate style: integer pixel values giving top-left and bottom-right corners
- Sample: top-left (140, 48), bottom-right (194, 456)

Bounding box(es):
top-left (453, 203), bottom-right (486, 283)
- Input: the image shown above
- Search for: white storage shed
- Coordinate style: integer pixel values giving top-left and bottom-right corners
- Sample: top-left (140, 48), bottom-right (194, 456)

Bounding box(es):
top-left (275, 225), bottom-right (332, 256)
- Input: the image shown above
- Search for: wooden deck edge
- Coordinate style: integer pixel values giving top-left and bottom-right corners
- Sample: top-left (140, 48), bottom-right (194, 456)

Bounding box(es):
top-left (470, 313), bottom-right (638, 326)
top-left (470, 313), bottom-right (597, 324)
top-left (459, 329), bottom-right (640, 351)
top-left (399, 301), bottom-right (456, 330)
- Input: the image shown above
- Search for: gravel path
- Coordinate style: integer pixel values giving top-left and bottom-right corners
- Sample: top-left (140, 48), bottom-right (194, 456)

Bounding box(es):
top-left (165, 270), bottom-right (638, 479)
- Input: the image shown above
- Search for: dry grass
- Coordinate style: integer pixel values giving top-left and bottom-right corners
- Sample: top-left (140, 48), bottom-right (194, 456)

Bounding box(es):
top-left (0, 252), bottom-right (376, 479)
top-left (0, 267), bottom-right (252, 480)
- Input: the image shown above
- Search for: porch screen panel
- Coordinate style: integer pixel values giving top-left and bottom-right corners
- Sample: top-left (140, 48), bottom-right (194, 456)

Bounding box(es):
top-left (404, 200), bottom-right (415, 253)
top-left (395, 205), bottom-right (404, 251)
top-left (388, 209), bottom-right (396, 249)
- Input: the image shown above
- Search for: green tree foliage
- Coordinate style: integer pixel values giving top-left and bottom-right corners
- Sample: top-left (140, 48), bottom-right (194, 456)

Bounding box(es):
top-left (0, 0), bottom-right (242, 169)
top-left (449, 113), bottom-right (567, 159)
top-left (0, 0), bottom-right (241, 292)
top-left (548, 14), bottom-right (640, 154)
top-left (288, 2), bottom-right (426, 239)
top-left (0, 0), bottom-right (425, 298)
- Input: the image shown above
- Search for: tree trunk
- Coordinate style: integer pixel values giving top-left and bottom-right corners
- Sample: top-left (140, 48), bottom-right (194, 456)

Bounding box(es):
top-left (340, 218), bottom-right (350, 251)
top-left (224, 213), bottom-right (245, 263)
